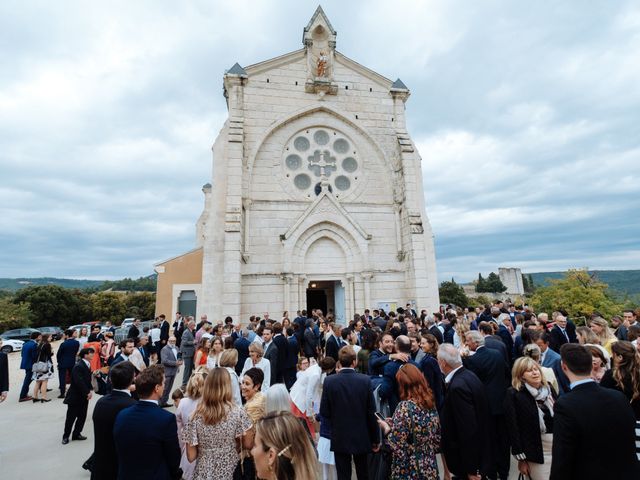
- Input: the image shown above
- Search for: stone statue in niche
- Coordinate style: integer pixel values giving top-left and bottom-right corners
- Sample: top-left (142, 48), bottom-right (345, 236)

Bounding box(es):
top-left (316, 51), bottom-right (328, 78)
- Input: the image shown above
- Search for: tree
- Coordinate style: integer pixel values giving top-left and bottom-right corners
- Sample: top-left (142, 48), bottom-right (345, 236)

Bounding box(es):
top-left (91, 292), bottom-right (127, 325)
top-left (485, 272), bottom-right (508, 293)
top-left (13, 285), bottom-right (88, 327)
top-left (475, 273), bottom-right (488, 293)
top-left (124, 292), bottom-right (156, 319)
top-left (530, 269), bottom-right (624, 321)
top-left (523, 274), bottom-right (535, 294)
top-left (439, 280), bottom-right (469, 307)
top-left (0, 297), bottom-right (33, 331)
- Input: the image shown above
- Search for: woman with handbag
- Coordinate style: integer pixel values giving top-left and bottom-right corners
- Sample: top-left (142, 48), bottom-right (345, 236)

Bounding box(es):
top-left (504, 356), bottom-right (556, 480)
top-left (32, 334), bottom-right (54, 402)
top-left (376, 363), bottom-right (441, 480)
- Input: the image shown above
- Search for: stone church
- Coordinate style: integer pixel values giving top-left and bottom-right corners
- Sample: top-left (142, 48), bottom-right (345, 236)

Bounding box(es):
top-left (154, 7), bottom-right (439, 323)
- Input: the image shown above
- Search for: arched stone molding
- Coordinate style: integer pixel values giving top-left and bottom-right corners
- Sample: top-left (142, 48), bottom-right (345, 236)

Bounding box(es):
top-left (284, 220), bottom-right (367, 275)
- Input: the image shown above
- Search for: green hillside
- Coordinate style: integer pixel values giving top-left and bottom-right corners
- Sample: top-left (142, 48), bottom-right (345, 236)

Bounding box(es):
top-left (528, 270), bottom-right (640, 297)
top-left (0, 275), bottom-right (156, 292)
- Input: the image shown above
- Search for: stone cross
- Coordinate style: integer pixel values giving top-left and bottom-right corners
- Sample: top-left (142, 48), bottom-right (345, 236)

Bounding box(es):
top-left (308, 149), bottom-right (336, 177)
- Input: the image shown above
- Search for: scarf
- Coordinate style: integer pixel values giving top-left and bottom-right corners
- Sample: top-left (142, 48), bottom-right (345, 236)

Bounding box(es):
top-left (525, 383), bottom-right (555, 434)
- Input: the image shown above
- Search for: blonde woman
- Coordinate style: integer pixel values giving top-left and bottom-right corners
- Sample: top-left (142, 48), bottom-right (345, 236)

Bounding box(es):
top-left (176, 367), bottom-right (208, 480)
top-left (589, 317), bottom-right (617, 355)
top-left (184, 368), bottom-right (253, 480)
top-left (252, 411), bottom-right (318, 480)
top-left (219, 349), bottom-right (242, 406)
top-left (206, 336), bottom-right (223, 370)
top-left (240, 343), bottom-right (271, 392)
top-left (504, 357), bottom-right (556, 480)
top-left (522, 344), bottom-right (559, 395)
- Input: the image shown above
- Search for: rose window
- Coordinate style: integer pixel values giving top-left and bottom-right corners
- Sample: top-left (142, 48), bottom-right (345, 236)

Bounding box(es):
top-left (283, 128), bottom-right (359, 198)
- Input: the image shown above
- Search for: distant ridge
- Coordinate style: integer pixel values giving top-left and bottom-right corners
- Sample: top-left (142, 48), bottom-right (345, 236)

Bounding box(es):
top-left (0, 275), bottom-right (156, 292)
top-left (527, 270), bottom-right (640, 297)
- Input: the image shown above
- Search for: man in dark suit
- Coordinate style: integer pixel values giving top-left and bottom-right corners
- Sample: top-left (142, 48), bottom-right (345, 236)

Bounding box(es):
top-left (548, 314), bottom-right (577, 353)
top-left (57, 329), bottom-right (80, 398)
top-left (496, 314), bottom-right (514, 363)
top-left (437, 343), bottom-right (492, 479)
top-left (320, 346), bottom-right (378, 480)
top-left (284, 327), bottom-right (299, 389)
top-left (324, 326), bottom-right (340, 362)
top-left (302, 319), bottom-right (318, 359)
top-left (379, 335), bottom-right (418, 414)
top-left (172, 313), bottom-right (184, 348)
top-left (114, 365), bottom-right (182, 480)
top-left (137, 336), bottom-right (150, 367)
top-left (234, 329), bottom-right (251, 375)
top-left (272, 322), bottom-right (288, 384)
top-left (111, 339), bottom-right (135, 367)
top-left (159, 314), bottom-right (170, 348)
top-left (426, 317), bottom-right (445, 344)
top-left (463, 331), bottom-right (511, 480)
top-left (19, 331), bottom-right (41, 401)
top-left (293, 310), bottom-right (308, 349)
top-left (479, 321), bottom-right (509, 364)
top-left (261, 326), bottom-right (279, 386)
top-left (550, 344), bottom-right (640, 479)
top-left (62, 347), bottom-right (95, 444)
top-left (90, 361), bottom-right (137, 480)
top-left (0, 339), bottom-right (9, 403)
top-left (127, 318), bottom-right (141, 342)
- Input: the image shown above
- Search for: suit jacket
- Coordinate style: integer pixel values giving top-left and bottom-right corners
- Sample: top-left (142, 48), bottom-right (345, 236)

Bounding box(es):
top-left (114, 401), bottom-right (182, 480)
top-left (325, 335), bottom-right (341, 362)
top-left (379, 359), bottom-right (419, 413)
top-left (273, 334), bottom-right (288, 382)
top-left (484, 335), bottom-right (509, 364)
top-left (160, 345), bottom-right (180, 377)
top-left (127, 325), bottom-right (140, 340)
top-left (504, 386), bottom-right (557, 464)
top-left (373, 316), bottom-right (387, 329)
top-left (496, 325), bottom-right (514, 363)
top-left (263, 341), bottom-right (279, 386)
top-left (541, 347), bottom-right (570, 394)
top-left (367, 349), bottom-right (390, 377)
top-left (463, 346), bottom-right (510, 415)
top-left (91, 391), bottom-right (137, 480)
top-left (234, 337), bottom-right (251, 375)
top-left (440, 368), bottom-right (492, 477)
top-left (64, 360), bottom-right (92, 406)
top-left (0, 352), bottom-right (8, 393)
top-left (20, 339), bottom-right (38, 370)
top-left (302, 328), bottom-right (318, 358)
top-left (285, 336), bottom-right (299, 371)
top-left (56, 338), bottom-right (80, 369)
top-left (420, 355), bottom-right (445, 411)
top-left (160, 320), bottom-right (170, 342)
top-left (410, 348), bottom-right (426, 363)
top-left (320, 369), bottom-right (377, 454)
top-left (179, 328), bottom-right (195, 358)
top-left (429, 325), bottom-right (444, 344)
top-left (548, 324), bottom-right (578, 353)
top-left (550, 381), bottom-right (640, 479)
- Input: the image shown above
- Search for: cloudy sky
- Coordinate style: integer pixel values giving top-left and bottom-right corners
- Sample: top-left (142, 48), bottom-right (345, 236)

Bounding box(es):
top-left (1, 1), bottom-right (639, 283)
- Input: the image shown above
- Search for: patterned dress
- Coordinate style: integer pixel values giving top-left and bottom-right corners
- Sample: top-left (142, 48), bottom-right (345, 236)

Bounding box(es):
top-left (387, 399), bottom-right (441, 480)
top-left (183, 405), bottom-right (253, 480)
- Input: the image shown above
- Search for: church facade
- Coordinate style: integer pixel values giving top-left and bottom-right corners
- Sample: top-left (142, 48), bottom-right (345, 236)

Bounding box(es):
top-left (155, 7), bottom-right (439, 323)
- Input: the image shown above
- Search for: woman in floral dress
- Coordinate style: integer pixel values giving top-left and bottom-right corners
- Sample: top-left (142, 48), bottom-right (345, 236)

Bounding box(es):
top-left (377, 363), bottom-right (441, 480)
top-left (184, 368), bottom-right (253, 480)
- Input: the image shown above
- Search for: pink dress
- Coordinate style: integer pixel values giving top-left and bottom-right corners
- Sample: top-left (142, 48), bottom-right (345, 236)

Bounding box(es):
top-left (176, 396), bottom-right (199, 480)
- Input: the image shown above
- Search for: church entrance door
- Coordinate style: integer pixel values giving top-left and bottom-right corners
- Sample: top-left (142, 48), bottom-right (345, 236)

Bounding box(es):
top-left (305, 280), bottom-right (346, 324)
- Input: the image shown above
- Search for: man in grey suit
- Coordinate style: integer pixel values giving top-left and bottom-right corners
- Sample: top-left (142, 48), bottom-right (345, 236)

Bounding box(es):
top-left (180, 320), bottom-right (196, 388)
top-left (159, 336), bottom-right (182, 407)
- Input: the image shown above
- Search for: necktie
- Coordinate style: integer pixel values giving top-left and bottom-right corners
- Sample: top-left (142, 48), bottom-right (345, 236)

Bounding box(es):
top-left (562, 329), bottom-right (569, 342)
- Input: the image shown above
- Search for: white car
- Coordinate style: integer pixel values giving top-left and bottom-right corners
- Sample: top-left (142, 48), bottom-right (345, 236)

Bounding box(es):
top-left (0, 338), bottom-right (24, 353)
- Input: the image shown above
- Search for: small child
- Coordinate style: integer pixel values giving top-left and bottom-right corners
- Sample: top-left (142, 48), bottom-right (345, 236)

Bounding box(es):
top-left (171, 388), bottom-right (184, 408)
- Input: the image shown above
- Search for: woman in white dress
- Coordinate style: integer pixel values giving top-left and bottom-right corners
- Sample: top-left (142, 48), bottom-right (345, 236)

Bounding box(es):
top-left (77, 327), bottom-right (89, 348)
top-left (219, 349), bottom-right (242, 406)
top-left (175, 367), bottom-right (207, 480)
top-left (206, 336), bottom-right (223, 370)
top-left (240, 343), bottom-right (271, 393)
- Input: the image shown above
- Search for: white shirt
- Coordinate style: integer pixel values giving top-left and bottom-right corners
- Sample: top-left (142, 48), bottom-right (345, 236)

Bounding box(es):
top-left (82, 359), bottom-right (91, 369)
top-left (290, 363), bottom-right (323, 416)
top-left (140, 399), bottom-right (158, 405)
top-left (113, 388), bottom-right (132, 396)
top-left (206, 352), bottom-right (221, 369)
top-left (149, 328), bottom-right (161, 343)
top-left (445, 365), bottom-right (463, 384)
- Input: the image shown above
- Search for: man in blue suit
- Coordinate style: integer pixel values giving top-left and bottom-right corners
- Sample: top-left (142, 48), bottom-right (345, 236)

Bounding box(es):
top-left (379, 335), bottom-right (418, 414)
top-left (234, 329), bottom-right (251, 375)
top-left (536, 330), bottom-right (570, 394)
top-left (57, 329), bottom-right (80, 398)
top-left (114, 364), bottom-right (182, 480)
top-left (283, 327), bottom-right (299, 390)
top-left (19, 331), bottom-right (41, 402)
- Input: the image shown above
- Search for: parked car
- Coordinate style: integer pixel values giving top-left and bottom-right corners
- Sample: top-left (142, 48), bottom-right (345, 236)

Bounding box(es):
top-left (121, 318), bottom-right (135, 328)
top-left (38, 326), bottom-right (64, 341)
top-left (114, 320), bottom-right (154, 344)
top-left (0, 338), bottom-right (24, 353)
top-left (0, 327), bottom-right (41, 342)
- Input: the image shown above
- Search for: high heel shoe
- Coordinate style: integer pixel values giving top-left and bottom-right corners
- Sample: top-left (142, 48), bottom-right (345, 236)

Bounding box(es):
top-left (41, 398), bottom-right (51, 403)
top-left (32, 398), bottom-right (39, 403)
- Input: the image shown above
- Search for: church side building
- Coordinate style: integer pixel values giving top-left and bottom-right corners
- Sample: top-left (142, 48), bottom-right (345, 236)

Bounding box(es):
top-left (155, 7), bottom-right (439, 322)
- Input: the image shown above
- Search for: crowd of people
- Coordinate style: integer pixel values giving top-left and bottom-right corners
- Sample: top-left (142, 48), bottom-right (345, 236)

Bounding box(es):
top-left (1, 304), bottom-right (640, 479)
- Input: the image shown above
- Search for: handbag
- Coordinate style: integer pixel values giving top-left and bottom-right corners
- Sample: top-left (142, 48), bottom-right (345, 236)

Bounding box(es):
top-left (518, 474), bottom-right (533, 480)
top-left (367, 444), bottom-right (391, 480)
top-left (33, 361), bottom-right (49, 374)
